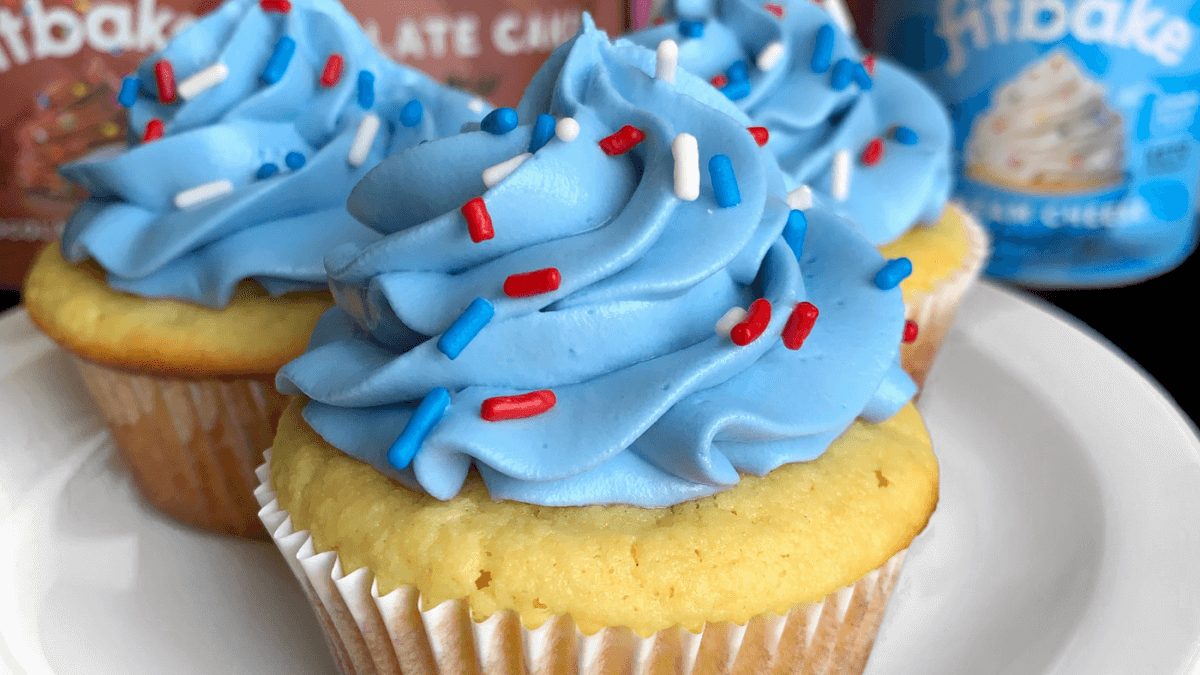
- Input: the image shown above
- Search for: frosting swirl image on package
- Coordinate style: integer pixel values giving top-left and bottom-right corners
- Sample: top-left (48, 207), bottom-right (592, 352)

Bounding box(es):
top-left (876, 0), bottom-right (1200, 287)
top-left (277, 15), bottom-right (916, 508)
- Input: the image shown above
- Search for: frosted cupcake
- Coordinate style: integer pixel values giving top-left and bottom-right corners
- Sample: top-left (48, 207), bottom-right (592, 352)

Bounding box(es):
top-left (258, 17), bottom-right (937, 674)
top-left (22, 0), bottom-right (487, 538)
top-left (628, 0), bottom-right (989, 386)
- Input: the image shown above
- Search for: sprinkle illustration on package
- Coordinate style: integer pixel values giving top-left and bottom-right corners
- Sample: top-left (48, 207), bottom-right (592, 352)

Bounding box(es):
top-left (877, 0), bottom-right (1200, 286)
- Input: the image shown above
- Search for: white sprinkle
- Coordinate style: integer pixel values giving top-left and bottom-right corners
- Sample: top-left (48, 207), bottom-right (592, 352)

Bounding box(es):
top-left (174, 179), bottom-right (233, 209)
top-left (787, 184), bottom-right (813, 210)
top-left (348, 113), bottom-right (381, 167)
top-left (656, 39), bottom-right (678, 83)
top-left (825, 0), bottom-right (856, 37)
top-left (831, 150), bottom-right (851, 201)
top-left (555, 117), bottom-right (580, 142)
top-left (715, 307), bottom-right (748, 339)
top-left (671, 133), bottom-right (699, 201)
top-left (468, 98), bottom-right (486, 114)
top-left (757, 41), bottom-right (785, 72)
top-left (482, 152), bottom-right (532, 188)
top-left (178, 62), bottom-right (229, 100)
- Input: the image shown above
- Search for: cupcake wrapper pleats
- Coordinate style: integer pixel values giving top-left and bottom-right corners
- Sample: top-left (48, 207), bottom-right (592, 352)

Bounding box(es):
top-left (71, 354), bottom-right (286, 538)
top-left (255, 450), bottom-right (908, 675)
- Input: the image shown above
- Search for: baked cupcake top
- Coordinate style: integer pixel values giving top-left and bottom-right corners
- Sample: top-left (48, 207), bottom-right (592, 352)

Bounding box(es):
top-left (278, 15), bottom-right (916, 508)
top-left (627, 0), bottom-right (953, 244)
top-left (58, 0), bottom-right (488, 308)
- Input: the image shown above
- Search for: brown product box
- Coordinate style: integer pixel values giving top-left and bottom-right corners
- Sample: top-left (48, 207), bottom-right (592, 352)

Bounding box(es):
top-left (0, 0), bottom-right (628, 289)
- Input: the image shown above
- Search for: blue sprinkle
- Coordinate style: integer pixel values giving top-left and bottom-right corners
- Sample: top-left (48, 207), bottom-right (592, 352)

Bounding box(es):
top-left (437, 297), bottom-right (495, 360)
top-left (357, 70), bottom-right (375, 109)
top-left (285, 151), bottom-right (306, 170)
top-left (117, 77), bottom-right (140, 107)
top-left (481, 107), bottom-right (518, 134)
top-left (874, 257), bottom-right (913, 290)
top-left (678, 19), bottom-right (704, 37)
top-left (708, 155), bottom-right (740, 208)
top-left (783, 210), bottom-right (808, 258)
top-left (399, 98), bottom-right (423, 127)
top-left (722, 80), bottom-right (753, 100)
top-left (529, 113), bottom-right (556, 153)
top-left (830, 58), bottom-right (854, 90)
top-left (811, 24), bottom-right (835, 73)
top-left (387, 387), bottom-right (451, 470)
top-left (260, 35), bottom-right (296, 84)
top-left (893, 126), bottom-right (919, 145)
top-left (256, 163), bottom-right (279, 179)
top-left (852, 62), bottom-right (873, 90)
top-left (726, 59), bottom-right (750, 82)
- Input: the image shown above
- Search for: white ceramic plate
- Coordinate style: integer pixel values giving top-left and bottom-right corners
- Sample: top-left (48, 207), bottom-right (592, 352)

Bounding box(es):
top-left (1, 282), bottom-right (1198, 675)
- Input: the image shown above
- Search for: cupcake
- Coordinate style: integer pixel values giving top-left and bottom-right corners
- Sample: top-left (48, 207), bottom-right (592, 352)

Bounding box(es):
top-left (628, 0), bottom-right (989, 386)
top-left (258, 17), bottom-right (937, 674)
top-left (21, 0), bottom-right (487, 538)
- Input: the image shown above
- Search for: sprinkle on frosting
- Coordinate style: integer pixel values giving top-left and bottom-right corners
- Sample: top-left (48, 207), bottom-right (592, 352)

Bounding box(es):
top-left (679, 19), bottom-right (704, 37)
top-left (285, 151), bottom-right (306, 170)
top-left (861, 138), bottom-right (883, 166)
top-left (555, 117), bottom-right (580, 142)
top-left (811, 24), bottom-right (834, 74)
top-left (862, 54), bottom-right (876, 75)
top-left (174, 179), bottom-right (233, 209)
top-left (764, 3), bottom-right (784, 18)
top-left (118, 77), bottom-right (139, 107)
top-left (320, 54), bottom-right (344, 87)
top-left (852, 62), bottom-right (873, 90)
top-left (462, 197), bottom-right (494, 242)
top-left (831, 149), bottom-right (850, 200)
top-left (469, 98), bottom-right (486, 114)
top-left (656, 40), bottom-right (679, 83)
top-left (503, 268), bottom-right (562, 297)
top-left (672, 133), bottom-right (700, 201)
top-left (154, 60), bottom-right (176, 103)
top-left (757, 41), bottom-right (785, 71)
top-left (874, 257), bottom-right (913, 290)
top-left (260, 0), bottom-right (291, 12)
top-left (261, 36), bottom-right (296, 84)
top-left (715, 306), bottom-right (749, 338)
top-left (748, 126), bottom-right (769, 146)
top-left (482, 107), bottom-right (519, 134)
top-left (598, 125), bottom-right (644, 155)
top-left (178, 62), bottom-right (229, 100)
top-left (347, 113), bottom-right (381, 167)
top-left (437, 297), bottom-right (495, 359)
top-left (256, 163), bottom-right (279, 179)
top-left (903, 320), bottom-right (918, 343)
top-left (782, 302), bottom-right (819, 349)
top-left (357, 70), bottom-right (375, 108)
top-left (481, 390), bottom-right (557, 422)
top-left (787, 185), bottom-right (813, 210)
top-left (893, 126), bottom-right (919, 145)
top-left (731, 298), bottom-right (771, 345)
top-left (142, 118), bottom-right (164, 142)
top-left (530, 113), bottom-right (557, 152)
top-left (710, 73), bottom-right (728, 88)
top-left (483, 153), bottom-right (532, 188)
top-left (398, 99), bottom-right (423, 127)
top-left (782, 209), bottom-right (807, 256)
top-left (830, 58), bottom-right (854, 90)
top-left (387, 387), bottom-right (450, 470)
top-left (709, 154), bottom-right (741, 207)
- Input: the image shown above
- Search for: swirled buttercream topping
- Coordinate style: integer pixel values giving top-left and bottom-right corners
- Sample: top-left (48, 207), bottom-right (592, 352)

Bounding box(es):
top-left (277, 16), bottom-right (916, 508)
top-left (628, 0), bottom-right (953, 244)
top-left (58, 0), bottom-right (488, 307)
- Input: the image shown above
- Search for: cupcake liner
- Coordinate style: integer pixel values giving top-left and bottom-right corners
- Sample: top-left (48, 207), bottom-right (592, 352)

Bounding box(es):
top-left (901, 202), bottom-right (990, 389)
top-left (255, 450), bottom-right (908, 675)
top-left (70, 353), bottom-right (287, 538)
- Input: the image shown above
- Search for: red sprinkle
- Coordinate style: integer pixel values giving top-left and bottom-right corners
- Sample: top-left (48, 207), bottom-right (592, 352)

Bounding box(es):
top-left (710, 74), bottom-right (729, 88)
top-left (863, 54), bottom-right (876, 75)
top-left (903, 319), bottom-right (919, 343)
top-left (653, 16), bottom-right (666, 25)
top-left (598, 125), bottom-right (645, 156)
top-left (320, 54), bottom-right (344, 87)
top-left (861, 137), bottom-right (884, 166)
top-left (462, 197), bottom-right (493, 242)
top-left (504, 268), bottom-right (561, 297)
top-left (481, 390), bottom-right (557, 421)
top-left (260, 0), bottom-right (291, 11)
top-left (731, 298), bottom-right (772, 346)
top-left (782, 301), bottom-right (819, 350)
top-left (764, 2), bottom-right (785, 17)
top-left (748, 126), bottom-right (769, 146)
top-left (142, 118), bottom-right (164, 142)
top-left (154, 60), bottom-right (176, 104)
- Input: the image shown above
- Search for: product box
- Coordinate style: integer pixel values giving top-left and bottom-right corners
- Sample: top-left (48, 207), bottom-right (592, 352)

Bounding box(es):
top-left (0, 0), bottom-right (627, 289)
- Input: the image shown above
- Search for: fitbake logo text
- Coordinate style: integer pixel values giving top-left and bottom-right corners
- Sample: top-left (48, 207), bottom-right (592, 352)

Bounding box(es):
top-left (0, 0), bottom-right (194, 70)
top-left (938, 0), bottom-right (1195, 73)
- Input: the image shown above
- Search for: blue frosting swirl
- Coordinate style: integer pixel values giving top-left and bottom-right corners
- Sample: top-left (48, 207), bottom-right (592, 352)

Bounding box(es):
top-left (277, 16), bottom-right (916, 507)
top-left (58, 0), bottom-right (488, 307)
top-left (628, 0), bottom-right (952, 244)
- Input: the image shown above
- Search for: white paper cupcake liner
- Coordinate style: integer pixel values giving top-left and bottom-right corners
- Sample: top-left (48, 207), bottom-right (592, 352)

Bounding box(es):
top-left (255, 450), bottom-right (908, 675)
top-left (902, 202), bottom-right (991, 389)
